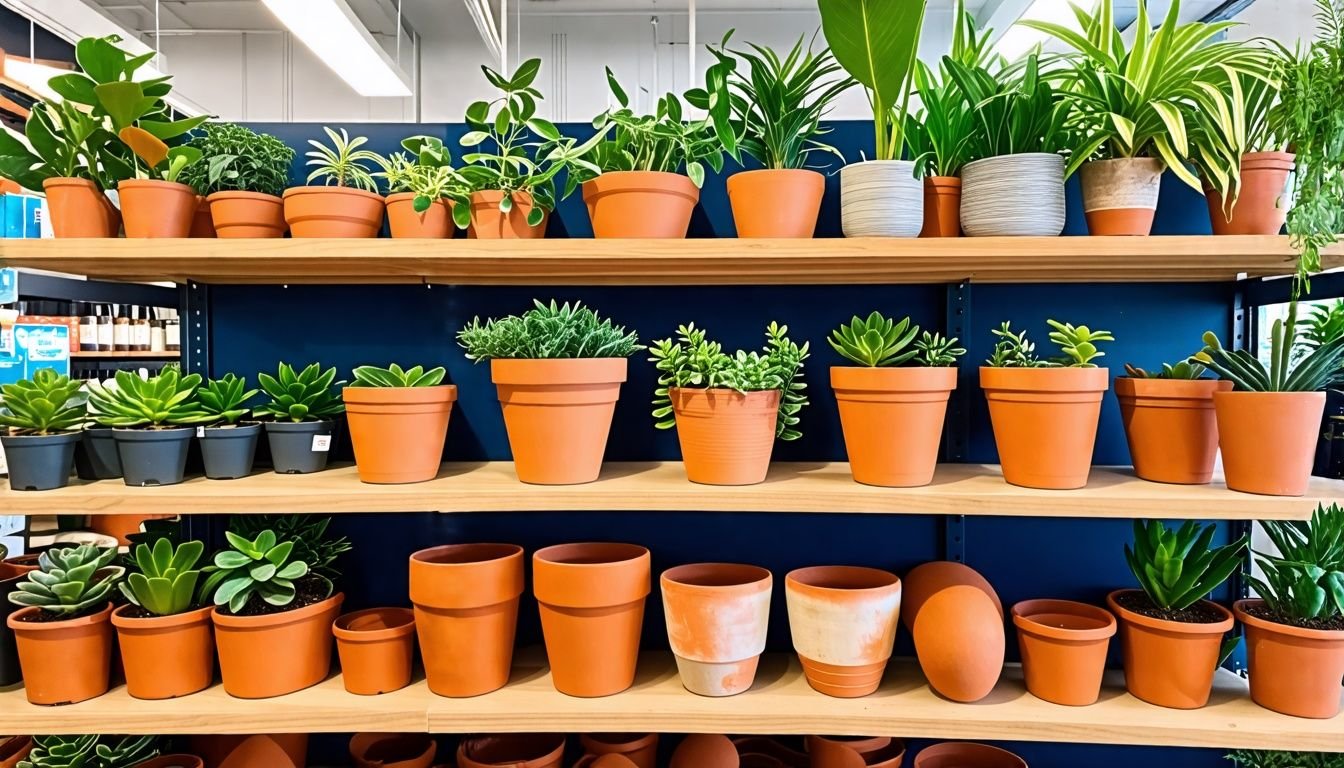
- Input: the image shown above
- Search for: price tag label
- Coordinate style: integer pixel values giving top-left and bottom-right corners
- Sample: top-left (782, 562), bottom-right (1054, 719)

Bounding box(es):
top-left (196, 426), bottom-right (205, 438)
top-left (311, 434), bottom-right (332, 452)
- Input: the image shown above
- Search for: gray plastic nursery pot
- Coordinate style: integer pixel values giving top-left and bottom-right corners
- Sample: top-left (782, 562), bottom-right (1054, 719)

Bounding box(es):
top-left (200, 423), bottom-right (261, 480)
top-left (74, 427), bottom-right (122, 480)
top-left (265, 420), bottom-right (334, 474)
top-left (114, 427), bottom-right (194, 487)
top-left (1, 432), bottom-right (79, 491)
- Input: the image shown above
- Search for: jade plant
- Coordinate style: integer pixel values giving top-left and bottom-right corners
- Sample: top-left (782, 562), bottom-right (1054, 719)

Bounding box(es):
top-left (8, 544), bottom-right (124, 618)
top-left (228, 514), bottom-right (351, 584)
top-left (256, 362), bottom-right (346, 423)
top-left (305, 127), bottom-right (380, 192)
top-left (198, 373), bottom-right (258, 426)
top-left (1125, 520), bottom-right (1248, 613)
top-left (1251, 503), bottom-right (1344, 623)
top-left (985, 320), bottom-right (1115, 368)
top-left (201, 529), bottom-right (315, 613)
top-left (84, 369), bottom-right (213, 428)
top-left (351, 363), bottom-right (447, 388)
top-left (458, 300), bottom-right (643, 361)
top-left (1123, 360), bottom-right (1208, 379)
top-left (18, 735), bottom-right (158, 768)
top-left (1194, 304), bottom-right (1344, 391)
top-left (118, 538), bottom-right (205, 617)
top-left (0, 368), bottom-right (86, 435)
top-left (179, 122), bottom-right (297, 198)
top-left (829, 312), bottom-right (965, 367)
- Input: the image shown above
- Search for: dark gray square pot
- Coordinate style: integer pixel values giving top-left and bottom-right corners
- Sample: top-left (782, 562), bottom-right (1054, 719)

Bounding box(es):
top-left (74, 427), bottom-right (122, 480)
top-left (201, 423), bottom-right (261, 480)
top-left (265, 420), bottom-right (334, 474)
top-left (1, 432), bottom-right (80, 491)
top-left (114, 427), bottom-right (195, 487)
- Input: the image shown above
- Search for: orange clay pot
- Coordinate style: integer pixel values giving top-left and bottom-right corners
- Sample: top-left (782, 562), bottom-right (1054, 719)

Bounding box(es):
top-left (190, 195), bottom-right (216, 237)
top-left (914, 743), bottom-right (1026, 768)
top-left (492, 358), bottom-right (626, 485)
top-left (42, 178), bottom-right (120, 237)
top-left (1107, 589), bottom-right (1232, 709)
top-left (785, 566), bottom-right (902, 698)
top-left (470, 190), bottom-right (547, 239)
top-left (901, 561), bottom-right (1003, 633)
top-left (119, 179), bottom-right (198, 238)
top-left (902, 562), bottom-right (1004, 703)
top-left (212, 592), bottom-right (343, 699)
top-left (671, 387), bottom-right (779, 486)
top-left (190, 734), bottom-right (308, 768)
top-left (1206, 151), bottom-right (1295, 235)
top-left (579, 734), bottom-right (659, 768)
top-left (671, 735), bottom-right (739, 768)
top-left (0, 558), bottom-right (36, 686)
top-left (457, 734), bottom-right (566, 768)
top-left (534, 542), bottom-right (651, 697)
top-left (981, 367), bottom-right (1109, 490)
top-left (8, 602), bottom-right (113, 704)
top-left (727, 169), bottom-right (824, 238)
top-left (661, 563), bottom-right (772, 697)
top-left (733, 737), bottom-right (807, 768)
top-left (333, 607), bottom-right (416, 695)
top-left (343, 385), bottom-right (457, 484)
top-left (584, 171), bottom-right (699, 238)
top-left (283, 186), bottom-right (385, 238)
top-left (920, 176), bottom-right (962, 238)
top-left (1235, 598), bottom-right (1344, 718)
top-left (409, 543), bottom-right (523, 697)
top-left (1214, 391), bottom-right (1325, 496)
top-left (807, 736), bottom-right (906, 768)
top-left (349, 733), bottom-right (436, 768)
top-left (1116, 377), bottom-right (1232, 485)
top-left (1012, 599), bottom-right (1116, 706)
top-left (111, 603), bottom-right (215, 699)
top-left (0, 737), bottom-right (32, 768)
top-left (207, 191), bottom-right (287, 238)
top-left (832, 366), bottom-right (957, 487)
top-left (386, 192), bottom-right (451, 238)
top-left (89, 513), bottom-right (174, 545)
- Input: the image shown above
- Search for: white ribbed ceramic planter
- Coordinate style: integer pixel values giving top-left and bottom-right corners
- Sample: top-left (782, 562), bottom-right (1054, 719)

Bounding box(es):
top-left (961, 153), bottom-right (1066, 237)
top-left (839, 160), bottom-right (923, 237)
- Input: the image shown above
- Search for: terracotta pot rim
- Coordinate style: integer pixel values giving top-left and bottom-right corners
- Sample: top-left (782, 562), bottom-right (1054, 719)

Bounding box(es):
top-left (534, 542), bottom-right (649, 567)
top-left (42, 177), bottom-right (102, 190)
top-left (925, 175), bottom-right (962, 187)
top-left (914, 742), bottom-right (1025, 767)
top-left (283, 185), bottom-right (384, 202)
top-left (470, 189), bottom-right (534, 202)
top-left (211, 592), bottom-right (343, 628)
top-left (341, 384), bottom-right (458, 404)
top-left (332, 606), bottom-right (416, 641)
top-left (0, 560), bottom-right (36, 583)
top-left (582, 170), bottom-right (700, 202)
top-left (491, 357), bottom-right (629, 385)
top-left (350, 734), bottom-right (435, 767)
top-left (830, 365), bottom-right (958, 392)
top-left (7, 602), bottom-right (113, 631)
top-left (410, 542), bottom-right (523, 568)
top-left (1234, 598), bottom-right (1344, 641)
top-left (660, 562), bottom-right (773, 593)
top-left (111, 602), bottom-right (214, 629)
top-left (1105, 589), bottom-right (1233, 634)
top-left (785, 565), bottom-right (900, 593)
top-left (580, 733), bottom-right (658, 750)
top-left (1114, 377), bottom-right (1233, 398)
top-left (980, 366), bottom-right (1110, 392)
top-left (1213, 390), bottom-right (1326, 402)
top-left (207, 190), bottom-right (283, 203)
top-left (119, 179), bottom-right (195, 193)
top-left (1011, 598), bottom-right (1117, 641)
top-left (730, 168), bottom-right (823, 181)
top-left (385, 191), bottom-right (448, 205)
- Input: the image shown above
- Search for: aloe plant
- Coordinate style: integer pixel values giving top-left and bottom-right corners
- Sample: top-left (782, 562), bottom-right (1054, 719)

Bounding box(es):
top-left (351, 363), bottom-right (447, 388)
top-left (84, 369), bottom-right (213, 428)
top-left (1252, 504), bottom-right (1344, 621)
top-left (256, 362), bottom-right (346, 423)
top-left (0, 368), bottom-right (86, 435)
top-left (1125, 519), bottom-right (1248, 611)
top-left (1195, 303), bottom-right (1344, 391)
top-left (118, 537), bottom-right (206, 616)
top-left (8, 545), bottom-right (124, 619)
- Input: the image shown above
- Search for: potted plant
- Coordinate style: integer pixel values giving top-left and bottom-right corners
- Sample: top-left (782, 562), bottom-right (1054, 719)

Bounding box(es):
top-left (981, 320), bottom-right (1114, 489)
top-left (829, 312), bottom-right (964, 487)
top-left (377, 136), bottom-right (464, 238)
top-left (343, 363), bottom-right (455, 484)
top-left (284, 127), bottom-right (384, 237)
top-left (458, 300), bottom-right (643, 484)
top-left (333, 607), bottom-right (416, 696)
top-left (1116, 359), bottom-right (1232, 485)
top-left (19, 736), bottom-right (159, 768)
top-left (116, 127), bottom-right (202, 238)
top-left (0, 368), bottom-right (86, 491)
top-left (650, 322), bottom-right (809, 485)
top-left (180, 122), bottom-right (296, 238)
top-left (256, 362), bottom-right (346, 475)
top-left (198, 374), bottom-right (261, 480)
top-left (85, 369), bottom-right (214, 487)
top-left (1108, 519), bottom-right (1246, 709)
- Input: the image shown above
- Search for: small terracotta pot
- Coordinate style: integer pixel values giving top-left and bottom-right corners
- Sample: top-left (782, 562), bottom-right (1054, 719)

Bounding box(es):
top-left (8, 602), bottom-right (113, 705)
top-left (119, 179), bottom-right (198, 238)
top-left (0, 738), bottom-right (32, 768)
top-left (409, 543), bottom-right (523, 697)
top-left (671, 735), bottom-right (739, 768)
top-left (386, 192), bottom-right (452, 238)
top-left (1116, 377), bottom-right (1232, 484)
top-left (727, 169), bottom-right (824, 238)
top-left (981, 367), bottom-right (1109, 490)
top-left (913, 743), bottom-right (1025, 768)
top-left (135, 756), bottom-right (204, 768)
top-left (190, 195), bottom-right (216, 237)
top-left (457, 734), bottom-right (565, 768)
top-left (1214, 391), bottom-right (1325, 496)
top-left (832, 366), bottom-right (956, 487)
top-left (111, 603), bottom-right (215, 699)
top-left (584, 170), bottom-right (699, 238)
top-left (1235, 598), bottom-right (1344, 718)
top-left (333, 607), bottom-right (416, 695)
top-left (190, 734), bottom-right (308, 768)
top-left (785, 566), bottom-right (901, 698)
top-left (807, 736), bottom-right (906, 768)
top-left (534, 542), bottom-right (651, 697)
top-left (1080, 157), bottom-right (1164, 236)
top-left (343, 385), bottom-right (457, 484)
top-left (349, 733), bottom-right (436, 768)
top-left (1206, 151), bottom-right (1295, 235)
top-left (920, 176), bottom-right (962, 237)
top-left (469, 190), bottom-right (547, 239)
top-left (1107, 589), bottom-right (1232, 709)
top-left (212, 592), bottom-right (343, 698)
top-left (661, 563), bottom-right (772, 696)
top-left (42, 178), bottom-right (120, 237)
top-left (283, 186), bottom-right (385, 238)
top-left (671, 387), bottom-right (779, 486)
top-left (207, 191), bottom-right (287, 238)
top-left (492, 358), bottom-right (626, 485)
top-left (1011, 599), bottom-right (1116, 706)
top-left (580, 734), bottom-right (659, 768)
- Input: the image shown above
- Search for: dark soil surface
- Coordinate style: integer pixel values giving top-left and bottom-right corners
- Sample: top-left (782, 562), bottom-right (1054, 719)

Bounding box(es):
top-left (14, 607), bottom-right (103, 623)
top-left (1243, 601), bottom-right (1344, 631)
top-left (1114, 591), bottom-right (1227, 624)
top-left (215, 575), bottom-right (331, 618)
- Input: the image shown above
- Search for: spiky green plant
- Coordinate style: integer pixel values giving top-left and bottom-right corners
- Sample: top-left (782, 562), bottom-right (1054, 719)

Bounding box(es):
top-left (1227, 750), bottom-right (1344, 768)
top-left (304, 126), bottom-right (380, 192)
top-left (118, 538), bottom-right (205, 616)
top-left (255, 362), bottom-right (346, 423)
top-left (198, 373), bottom-right (258, 426)
top-left (1125, 520), bottom-right (1248, 611)
top-left (1124, 360), bottom-right (1208, 379)
top-left (1195, 302), bottom-right (1344, 391)
top-left (84, 369), bottom-right (213, 428)
top-left (1252, 503), bottom-right (1344, 621)
top-left (200, 529), bottom-right (316, 613)
top-left (8, 545), bottom-right (124, 618)
top-left (0, 368), bottom-right (86, 435)
top-left (458, 300), bottom-right (643, 360)
top-left (350, 363), bottom-right (447, 388)
top-left (828, 312), bottom-right (966, 368)
top-left (915, 332), bottom-right (966, 367)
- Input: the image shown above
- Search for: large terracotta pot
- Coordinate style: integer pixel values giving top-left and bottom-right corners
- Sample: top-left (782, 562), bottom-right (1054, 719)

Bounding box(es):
top-left (1116, 377), bottom-right (1232, 484)
top-left (1107, 589), bottom-right (1232, 709)
top-left (333, 607), bottom-right (416, 695)
top-left (207, 191), bottom-right (287, 238)
top-left (807, 736), bottom-right (906, 768)
top-left (190, 734), bottom-right (308, 768)
top-left (579, 734), bottom-right (658, 768)
top-left (839, 160), bottom-right (923, 237)
top-left (921, 176), bottom-right (962, 237)
top-left (386, 192), bottom-right (452, 238)
top-left (981, 367), bottom-right (1109, 490)
top-left (469, 190), bottom-right (547, 239)
top-left (42, 178), bottom-right (120, 237)
top-left (727, 169), bottom-right (824, 238)
top-left (8, 602), bottom-right (113, 704)
top-left (832, 366), bottom-right (956, 487)
top-left (111, 603), bottom-right (215, 699)
top-left (1012, 599), bottom-right (1115, 706)
top-left (283, 186), bottom-right (385, 238)
top-left (212, 592), bottom-right (343, 698)
top-left (349, 733), bottom-right (436, 768)
top-left (661, 563), bottom-right (772, 696)
top-left (584, 171), bottom-right (699, 238)
top-left (1079, 157), bottom-right (1164, 236)
top-left (409, 543), bottom-right (523, 697)
top-left (1206, 151), bottom-right (1295, 235)
top-left (1235, 598), bottom-right (1344, 718)
top-left (961, 153), bottom-right (1065, 237)
top-left (457, 734), bottom-right (565, 768)
top-left (1214, 391), bottom-right (1325, 496)
top-left (913, 743), bottom-right (1026, 768)
top-left (785, 566), bottom-right (901, 698)
top-left (119, 179), bottom-right (198, 238)
top-left (533, 542), bottom-right (651, 697)
top-left (343, 385), bottom-right (457, 484)
top-left (0, 557), bottom-right (38, 686)
top-left (190, 195), bottom-right (216, 237)
top-left (492, 358), bottom-right (626, 485)
top-left (671, 387), bottom-right (779, 486)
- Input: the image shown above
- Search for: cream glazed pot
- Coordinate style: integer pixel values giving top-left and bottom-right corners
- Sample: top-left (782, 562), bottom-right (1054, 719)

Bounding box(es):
top-left (785, 566), bottom-right (903, 698)
top-left (661, 563), bottom-right (772, 697)
top-left (839, 160), bottom-right (924, 237)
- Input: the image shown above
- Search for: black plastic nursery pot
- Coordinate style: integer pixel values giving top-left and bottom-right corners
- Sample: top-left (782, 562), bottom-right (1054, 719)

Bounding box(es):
top-left (1, 432), bottom-right (80, 491)
top-left (114, 427), bottom-right (195, 487)
top-left (74, 427), bottom-right (122, 480)
top-left (201, 423), bottom-right (262, 480)
top-left (265, 420), bottom-right (334, 474)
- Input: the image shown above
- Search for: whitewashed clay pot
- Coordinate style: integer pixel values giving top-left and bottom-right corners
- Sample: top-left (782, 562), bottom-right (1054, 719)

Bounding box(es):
top-left (1080, 157), bottom-right (1165, 235)
top-left (785, 565), bottom-right (902, 698)
top-left (661, 563), bottom-right (772, 697)
top-left (961, 153), bottom-right (1066, 237)
top-left (839, 160), bottom-right (924, 237)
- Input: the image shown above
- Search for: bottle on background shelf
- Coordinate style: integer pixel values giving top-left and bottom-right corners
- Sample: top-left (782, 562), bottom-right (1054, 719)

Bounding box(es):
top-left (113, 303), bottom-right (130, 352)
top-left (131, 305), bottom-right (150, 352)
top-left (78, 302), bottom-right (97, 352)
top-left (96, 303), bottom-right (113, 352)
top-left (150, 308), bottom-right (166, 353)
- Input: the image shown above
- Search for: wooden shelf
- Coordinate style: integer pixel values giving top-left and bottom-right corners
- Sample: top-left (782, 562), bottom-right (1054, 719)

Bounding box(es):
top-left (2, 462), bottom-right (1333, 519)
top-left (0, 236), bottom-right (1337, 286)
top-left (70, 351), bottom-right (180, 359)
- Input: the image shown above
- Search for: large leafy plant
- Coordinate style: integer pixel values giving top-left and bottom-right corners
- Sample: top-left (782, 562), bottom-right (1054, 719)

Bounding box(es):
top-left (905, 0), bottom-right (999, 177)
top-left (0, 368), bottom-right (86, 435)
top-left (179, 122), bottom-right (296, 198)
top-left (256, 362), bottom-right (346, 423)
top-left (201, 529), bottom-right (316, 613)
top-left (1252, 504), bottom-right (1344, 621)
top-left (458, 299), bottom-right (643, 360)
top-left (118, 538), bottom-right (205, 617)
top-left (985, 320), bottom-right (1115, 367)
top-left (1125, 519), bottom-right (1248, 611)
top-left (351, 363), bottom-right (447, 388)
top-left (305, 127), bottom-right (380, 192)
top-left (829, 312), bottom-right (965, 367)
top-left (1194, 302), bottom-right (1344, 391)
top-left (85, 369), bottom-right (213, 428)
top-left (8, 545), bottom-right (124, 619)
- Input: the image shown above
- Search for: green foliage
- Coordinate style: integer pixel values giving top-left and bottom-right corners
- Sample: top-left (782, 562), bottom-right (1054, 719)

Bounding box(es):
top-left (985, 320), bottom-right (1114, 367)
top-left (256, 363), bottom-right (346, 423)
top-left (1125, 520), bottom-right (1248, 611)
top-left (351, 363), bottom-right (447, 388)
top-left (84, 369), bottom-right (213, 428)
top-left (905, 0), bottom-right (999, 177)
top-left (1252, 504), bottom-right (1344, 621)
top-left (305, 126), bottom-right (380, 191)
top-left (1124, 360), bottom-right (1208, 379)
top-left (18, 735), bottom-right (158, 768)
top-left (200, 529), bottom-right (314, 613)
top-left (375, 135), bottom-right (466, 213)
top-left (0, 368), bottom-right (86, 435)
top-left (8, 545), bottom-right (124, 618)
top-left (0, 100), bottom-right (123, 191)
top-left (1048, 319), bottom-right (1115, 367)
top-left (1227, 750), bottom-right (1344, 768)
top-left (118, 538), bottom-right (205, 616)
top-left (198, 374), bottom-right (258, 425)
top-left (915, 332), bottom-right (967, 366)
top-left (227, 514), bottom-right (350, 582)
top-left (458, 300), bottom-right (643, 360)
top-left (179, 122), bottom-right (296, 198)
top-left (1195, 302), bottom-right (1344, 391)
top-left (829, 312), bottom-right (968, 367)
top-left (1299, 299), bottom-right (1344, 362)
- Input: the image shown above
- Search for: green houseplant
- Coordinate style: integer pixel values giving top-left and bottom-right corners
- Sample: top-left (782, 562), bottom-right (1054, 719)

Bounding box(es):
top-left (342, 362), bottom-right (455, 484)
top-left (378, 135), bottom-right (465, 238)
top-left (197, 373), bottom-right (262, 480)
top-left (18, 735), bottom-right (159, 768)
top-left (283, 126), bottom-right (385, 238)
top-left (1227, 752), bottom-right (1344, 768)
top-left (0, 368), bottom-right (86, 491)
top-left (257, 362), bottom-right (346, 475)
top-left (84, 368), bottom-right (212, 487)
top-left (181, 122), bottom-right (297, 238)
top-left (1115, 356), bottom-right (1231, 485)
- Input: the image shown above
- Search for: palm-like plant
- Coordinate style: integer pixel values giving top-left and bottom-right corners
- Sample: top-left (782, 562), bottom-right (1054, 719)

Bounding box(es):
top-left (305, 126), bottom-right (380, 192)
top-left (944, 54), bottom-right (1087, 170)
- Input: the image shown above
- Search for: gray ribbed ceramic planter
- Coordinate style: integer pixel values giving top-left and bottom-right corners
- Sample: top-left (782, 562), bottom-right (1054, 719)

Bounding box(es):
top-left (961, 153), bottom-right (1066, 237)
top-left (839, 160), bottom-right (924, 237)
top-left (1, 432), bottom-right (79, 491)
top-left (266, 420), bottom-right (333, 474)
top-left (74, 427), bottom-right (122, 480)
top-left (114, 427), bottom-right (194, 487)
top-left (201, 423), bottom-right (261, 480)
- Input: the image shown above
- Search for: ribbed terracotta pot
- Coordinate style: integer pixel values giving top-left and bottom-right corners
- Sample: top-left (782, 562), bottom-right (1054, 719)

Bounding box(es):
top-left (1107, 589), bottom-right (1232, 709)
top-left (839, 160), bottom-right (923, 237)
top-left (469, 190), bottom-right (547, 239)
top-left (386, 192), bottom-right (452, 238)
top-left (981, 367), bottom-right (1109, 490)
top-left (785, 566), bottom-right (901, 698)
top-left (1012, 599), bottom-right (1116, 706)
top-left (914, 743), bottom-right (1026, 768)
top-left (134, 756), bottom-right (203, 768)
top-left (661, 563), bottom-right (772, 696)
top-left (343, 385), bottom-right (457, 484)
top-left (212, 592), bottom-right (343, 698)
top-left (961, 153), bottom-right (1065, 237)
top-left (111, 603), bottom-right (215, 700)
top-left (0, 738), bottom-right (32, 768)
top-left (1214, 391), bottom-right (1325, 496)
top-left (119, 179), bottom-right (198, 238)
top-left (579, 734), bottom-right (659, 768)
top-left (350, 733), bottom-right (436, 768)
top-left (190, 734), bottom-right (308, 768)
top-left (8, 602), bottom-right (113, 705)
top-left (832, 366), bottom-right (956, 487)
top-left (534, 542), bottom-right (651, 697)
top-left (190, 195), bottom-right (216, 237)
top-left (207, 191), bottom-right (287, 238)
top-left (42, 178), bottom-right (120, 237)
top-left (333, 607), bottom-right (416, 695)
top-left (727, 169), bottom-right (824, 238)
top-left (1235, 598), bottom-right (1344, 718)
top-left (671, 387), bottom-right (779, 486)
top-left (1116, 377), bottom-right (1232, 484)
top-left (807, 736), bottom-right (906, 768)
top-left (585, 170), bottom-right (699, 238)
top-left (1206, 152), bottom-right (1295, 235)
top-left (1080, 157), bottom-right (1164, 236)
top-left (492, 358), bottom-right (626, 485)
top-left (409, 543), bottom-right (523, 697)
top-left (283, 186), bottom-right (385, 238)
top-left (920, 176), bottom-right (962, 238)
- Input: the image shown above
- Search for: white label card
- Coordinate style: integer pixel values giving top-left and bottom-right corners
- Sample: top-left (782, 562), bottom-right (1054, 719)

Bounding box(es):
top-left (311, 434), bottom-right (332, 452)
top-left (196, 426), bottom-right (205, 438)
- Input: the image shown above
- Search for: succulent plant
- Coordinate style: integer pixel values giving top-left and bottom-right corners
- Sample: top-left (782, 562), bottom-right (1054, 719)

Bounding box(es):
top-left (1124, 360), bottom-right (1207, 379)
top-left (198, 373), bottom-right (258, 425)
top-left (227, 514), bottom-right (350, 582)
top-left (986, 320), bottom-right (1114, 368)
top-left (1125, 520), bottom-right (1248, 611)
top-left (18, 735), bottom-right (158, 768)
top-left (1252, 503), bottom-right (1344, 621)
top-left (828, 312), bottom-right (919, 367)
top-left (1195, 302), bottom-right (1344, 391)
top-left (8, 544), bottom-right (124, 618)
top-left (84, 369), bottom-right (213, 428)
top-left (0, 368), bottom-right (86, 435)
top-left (351, 363), bottom-right (447, 388)
top-left (914, 332), bottom-right (966, 367)
top-left (255, 362), bottom-right (346, 423)
top-left (458, 300), bottom-right (643, 360)
top-left (201, 529), bottom-right (315, 613)
top-left (1227, 749), bottom-right (1344, 768)
top-left (118, 537), bottom-right (205, 616)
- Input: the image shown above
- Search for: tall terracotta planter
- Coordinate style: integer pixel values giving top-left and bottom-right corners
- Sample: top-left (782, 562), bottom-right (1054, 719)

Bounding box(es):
top-left (283, 186), bottom-right (385, 238)
top-left (1107, 589), bottom-right (1232, 709)
top-left (584, 171), bottom-right (699, 238)
top-left (8, 602), bottom-right (113, 705)
top-left (1116, 377), bottom-right (1232, 484)
top-left (671, 387), bottom-right (779, 485)
top-left (190, 734), bottom-right (308, 768)
top-left (914, 743), bottom-right (1026, 768)
top-left (207, 191), bottom-right (287, 238)
top-left (386, 192), bottom-right (452, 238)
top-left (42, 178), bottom-right (120, 237)
top-left (111, 604), bottom-right (215, 699)
top-left (409, 543), bottom-right (523, 697)
top-left (1235, 598), bottom-right (1344, 718)
top-left (457, 735), bottom-right (565, 768)
top-left (1012, 599), bottom-right (1115, 706)
top-left (343, 385), bottom-right (457, 484)
top-left (534, 542), bottom-right (651, 697)
top-left (212, 593), bottom-right (343, 698)
top-left (981, 367), bottom-right (1109, 489)
top-left (350, 733), bottom-right (436, 768)
top-left (1206, 151), bottom-right (1295, 235)
top-left (921, 176), bottom-right (962, 237)
top-left (661, 563), bottom-right (772, 697)
top-left (832, 366), bottom-right (956, 487)
top-left (785, 566), bottom-right (901, 698)
top-left (333, 607), bottom-right (416, 695)
top-left (469, 190), bottom-right (547, 239)
top-left (579, 734), bottom-right (658, 768)
top-left (807, 736), bottom-right (906, 768)
top-left (190, 196), bottom-right (216, 237)
top-left (1079, 157), bottom-right (1165, 236)
top-left (492, 358), bottom-right (626, 485)
top-left (727, 169), bottom-right (824, 238)
top-left (1214, 391), bottom-right (1325, 496)
top-left (119, 180), bottom-right (198, 238)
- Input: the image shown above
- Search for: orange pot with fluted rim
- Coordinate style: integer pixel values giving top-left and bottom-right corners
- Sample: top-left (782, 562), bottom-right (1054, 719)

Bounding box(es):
top-left (785, 566), bottom-right (901, 698)
top-left (1116, 376), bottom-right (1232, 485)
top-left (190, 195), bottom-right (216, 237)
top-left (661, 563), bottom-right (772, 697)
top-left (42, 178), bottom-right (120, 237)
top-left (212, 592), bottom-right (343, 699)
top-left (119, 179), bottom-right (198, 238)
top-left (8, 602), bottom-right (113, 705)
top-left (981, 367), bottom-right (1109, 489)
top-left (283, 186), bottom-right (385, 237)
top-left (208, 191), bottom-right (287, 238)
top-left (1235, 598), bottom-right (1344, 718)
top-left (350, 733), bottom-right (436, 768)
top-left (333, 607), bottom-right (416, 695)
top-left (1107, 589), bottom-right (1232, 709)
top-left (914, 743), bottom-right (1026, 768)
top-left (1012, 599), bottom-right (1116, 706)
top-left (457, 735), bottom-right (565, 768)
top-left (832, 366), bottom-right (957, 487)
top-left (584, 170), bottom-right (699, 238)
top-left (386, 192), bottom-right (452, 238)
top-left (671, 387), bottom-right (779, 486)
top-left (727, 169), bottom-right (824, 238)
top-left (111, 603), bottom-right (215, 700)
top-left (470, 190), bottom-right (547, 239)
top-left (1206, 151), bottom-right (1295, 235)
top-left (190, 734), bottom-right (308, 768)
top-left (1214, 390), bottom-right (1325, 496)
top-left (343, 385), bottom-right (456, 484)
top-left (579, 734), bottom-right (658, 768)
top-left (920, 176), bottom-right (962, 237)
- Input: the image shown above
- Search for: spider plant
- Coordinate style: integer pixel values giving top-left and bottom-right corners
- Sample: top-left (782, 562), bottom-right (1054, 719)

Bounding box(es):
top-left (305, 126), bottom-right (381, 192)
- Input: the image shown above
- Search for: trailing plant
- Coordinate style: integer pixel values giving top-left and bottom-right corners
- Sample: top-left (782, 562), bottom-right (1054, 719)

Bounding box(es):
top-left (18, 735), bottom-right (158, 768)
top-left (828, 311), bottom-right (965, 367)
top-left (227, 514), bottom-right (350, 582)
top-left (201, 529), bottom-right (316, 613)
top-left (0, 368), bottom-right (86, 435)
top-left (179, 122), bottom-right (296, 198)
top-left (1227, 751), bottom-right (1344, 768)
top-left (255, 362), bottom-right (346, 423)
top-left (985, 320), bottom-right (1114, 367)
top-left (84, 368), bottom-right (213, 428)
top-left (1194, 302), bottom-right (1344, 391)
top-left (305, 126), bottom-right (380, 192)
top-left (198, 373), bottom-right (258, 426)
top-left (1251, 503), bottom-right (1344, 621)
top-left (351, 363), bottom-right (447, 388)
top-left (8, 544), bottom-right (124, 619)
top-left (1124, 360), bottom-right (1208, 379)
top-left (1125, 519), bottom-right (1248, 611)
top-left (118, 537), bottom-right (205, 616)
top-left (458, 299), bottom-right (643, 360)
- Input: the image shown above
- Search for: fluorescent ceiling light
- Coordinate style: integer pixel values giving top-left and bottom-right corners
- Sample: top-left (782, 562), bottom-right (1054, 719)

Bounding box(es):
top-left (993, 0), bottom-right (1097, 60)
top-left (464, 0), bottom-right (503, 62)
top-left (260, 0), bottom-right (412, 97)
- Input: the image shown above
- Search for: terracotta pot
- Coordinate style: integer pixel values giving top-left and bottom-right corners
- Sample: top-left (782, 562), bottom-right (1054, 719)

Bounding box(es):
top-left (785, 566), bottom-right (902, 698)
top-left (409, 543), bottom-right (523, 697)
top-left (1116, 377), bottom-right (1233, 484)
top-left (283, 186), bottom-right (385, 238)
top-left (0, 559), bottom-right (36, 686)
top-left (671, 735), bottom-right (739, 768)
top-left (386, 192), bottom-right (452, 238)
top-left (913, 743), bottom-right (1025, 768)
top-left (727, 169), bottom-right (824, 238)
top-left (921, 176), bottom-right (962, 237)
top-left (190, 734), bottom-right (308, 768)
top-left (533, 542), bottom-right (651, 697)
top-left (349, 733), bottom-right (436, 768)
top-left (111, 603), bottom-right (215, 699)
top-left (492, 358), bottom-right (626, 485)
top-left (119, 179), bottom-right (198, 238)
top-left (333, 607), bottom-right (416, 695)
top-left (1011, 599), bottom-right (1116, 706)
top-left (0, 736), bottom-right (32, 768)
top-left (580, 734), bottom-right (659, 768)
top-left (807, 736), bottom-right (905, 768)
top-left (42, 177), bottom-right (120, 237)
top-left (584, 170), bottom-right (699, 238)
top-left (1206, 151), bottom-right (1295, 235)
top-left (133, 757), bottom-right (203, 768)
top-left (832, 366), bottom-right (957, 487)
top-left (8, 602), bottom-right (113, 704)
top-left (89, 513), bottom-right (174, 545)
top-left (1214, 391), bottom-right (1325, 496)
top-left (733, 737), bottom-right (807, 768)
top-left (343, 385), bottom-right (457, 484)
top-left (1080, 157), bottom-right (1164, 235)
top-left (457, 734), bottom-right (565, 768)
top-left (671, 387), bottom-right (779, 486)
top-left (212, 592), bottom-right (343, 698)
top-left (913, 583), bottom-right (1005, 702)
top-left (469, 190), bottom-right (547, 239)
top-left (1235, 598), bottom-right (1344, 718)
top-left (661, 563), bottom-right (772, 696)
top-left (901, 561), bottom-right (1002, 633)
top-left (839, 160), bottom-right (923, 237)
top-left (190, 195), bottom-right (216, 237)
top-left (980, 367), bottom-right (1109, 490)
top-left (1107, 589), bottom-right (1232, 709)
top-left (207, 191), bottom-right (287, 238)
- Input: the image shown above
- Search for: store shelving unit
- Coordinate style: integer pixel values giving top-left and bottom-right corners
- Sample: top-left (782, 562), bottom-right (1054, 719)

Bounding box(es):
top-left (69, 351), bottom-right (180, 359)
